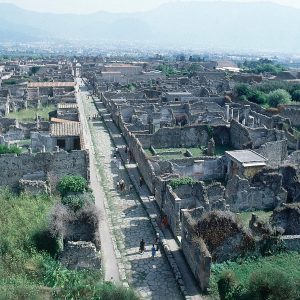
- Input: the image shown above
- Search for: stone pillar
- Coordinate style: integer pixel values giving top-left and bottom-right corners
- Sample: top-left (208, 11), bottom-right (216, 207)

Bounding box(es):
top-left (249, 116), bottom-right (255, 128)
top-left (236, 109), bottom-right (240, 122)
top-left (42, 145), bottom-right (46, 153)
top-left (225, 104), bottom-right (230, 122)
top-left (36, 115), bottom-right (40, 130)
top-left (244, 105), bottom-right (250, 126)
top-left (28, 147), bottom-right (32, 154)
top-left (230, 108), bottom-right (234, 121)
top-left (5, 101), bottom-right (9, 116)
top-left (207, 138), bottom-right (215, 156)
top-left (37, 98), bottom-right (41, 110)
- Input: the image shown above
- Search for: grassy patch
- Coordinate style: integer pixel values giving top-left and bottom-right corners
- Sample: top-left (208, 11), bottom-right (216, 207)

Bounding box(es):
top-left (146, 145), bottom-right (233, 160)
top-left (0, 190), bottom-right (56, 299)
top-left (209, 252), bottom-right (300, 299)
top-left (8, 105), bottom-right (55, 122)
top-left (0, 189), bottom-right (138, 299)
top-left (237, 211), bottom-right (273, 228)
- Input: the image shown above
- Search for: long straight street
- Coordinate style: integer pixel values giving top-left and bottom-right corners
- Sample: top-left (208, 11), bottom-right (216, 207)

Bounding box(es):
top-left (76, 78), bottom-right (183, 299)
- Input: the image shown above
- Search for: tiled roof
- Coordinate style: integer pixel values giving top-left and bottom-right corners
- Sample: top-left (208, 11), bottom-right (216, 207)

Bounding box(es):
top-left (57, 103), bottom-right (78, 109)
top-left (50, 122), bottom-right (81, 137)
top-left (50, 118), bottom-right (79, 124)
top-left (28, 82), bottom-right (75, 88)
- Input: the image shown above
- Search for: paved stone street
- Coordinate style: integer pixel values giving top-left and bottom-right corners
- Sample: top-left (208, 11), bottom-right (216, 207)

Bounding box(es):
top-left (79, 86), bottom-right (182, 300)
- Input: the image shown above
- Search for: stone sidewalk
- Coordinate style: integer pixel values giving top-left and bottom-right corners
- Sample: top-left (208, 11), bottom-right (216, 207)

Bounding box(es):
top-left (79, 88), bottom-right (183, 300)
top-left (91, 94), bottom-right (202, 300)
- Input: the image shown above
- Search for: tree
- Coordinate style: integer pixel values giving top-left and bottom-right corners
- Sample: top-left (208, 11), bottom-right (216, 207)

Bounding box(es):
top-left (234, 84), bottom-right (255, 99)
top-left (292, 90), bottom-right (300, 102)
top-left (248, 90), bottom-right (268, 105)
top-left (268, 89), bottom-right (292, 107)
top-left (57, 175), bottom-right (88, 196)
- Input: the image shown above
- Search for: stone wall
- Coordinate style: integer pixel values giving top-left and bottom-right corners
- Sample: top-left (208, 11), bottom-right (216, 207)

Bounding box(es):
top-left (135, 125), bottom-right (227, 149)
top-left (248, 127), bottom-right (286, 149)
top-left (287, 151), bottom-right (300, 166)
top-left (226, 173), bottom-right (287, 212)
top-left (230, 120), bottom-right (287, 150)
top-left (0, 150), bottom-right (89, 189)
top-left (256, 140), bottom-right (288, 167)
top-left (280, 105), bottom-right (300, 126)
top-left (170, 157), bottom-right (226, 181)
top-left (230, 120), bottom-right (251, 149)
top-left (282, 235), bottom-right (300, 251)
top-left (31, 132), bottom-right (54, 152)
top-left (181, 209), bottom-right (212, 291)
top-left (0, 118), bottom-right (16, 133)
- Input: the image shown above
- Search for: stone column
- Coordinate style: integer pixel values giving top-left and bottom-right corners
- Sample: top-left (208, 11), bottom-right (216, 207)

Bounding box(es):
top-left (225, 104), bottom-right (230, 122)
top-left (230, 108), bottom-right (234, 121)
top-left (236, 109), bottom-right (240, 122)
top-left (249, 116), bottom-right (255, 128)
top-left (244, 105), bottom-right (250, 126)
top-left (42, 145), bottom-right (46, 153)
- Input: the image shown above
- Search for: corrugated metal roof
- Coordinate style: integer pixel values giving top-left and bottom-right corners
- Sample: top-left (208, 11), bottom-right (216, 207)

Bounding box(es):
top-left (50, 122), bottom-right (81, 137)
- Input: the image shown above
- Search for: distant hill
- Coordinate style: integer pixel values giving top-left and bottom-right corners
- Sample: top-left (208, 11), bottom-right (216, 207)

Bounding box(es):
top-left (0, 2), bottom-right (300, 53)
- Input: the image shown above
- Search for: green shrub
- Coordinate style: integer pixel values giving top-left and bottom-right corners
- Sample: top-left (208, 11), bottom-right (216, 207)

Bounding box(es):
top-left (248, 90), bottom-right (267, 105)
top-left (292, 90), bottom-right (300, 102)
top-left (248, 268), bottom-right (297, 300)
top-left (218, 271), bottom-right (237, 300)
top-left (169, 176), bottom-right (197, 189)
top-left (57, 175), bottom-right (88, 196)
top-left (235, 84), bottom-right (255, 99)
top-left (61, 192), bottom-right (94, 211)
top-left (0, 145), bottom-right (22, 155)
top-left (268, 89), bottom-right (292, 107)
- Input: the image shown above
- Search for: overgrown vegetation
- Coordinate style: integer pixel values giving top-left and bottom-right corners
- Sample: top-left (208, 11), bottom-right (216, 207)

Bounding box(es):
top-left (210, 252), bottom-right (300, 299)
top-left (169, 176), bottom-right (197, 189)
top-left (234, 82), bottom-right (300, 107)
top-left (61, 192), bottom-right (94, 211)
top-left (0, 144), bottom-right (22, 155)
top-left (2, 79), bottom-right (17, 85)
top-left (157, 63), bottom-right (181, 77)
top-left (239, 59), bottom-right (287, 75)
top-left (58, 175), bottom-right (88, 197)
top-left (0, 189), bottom-right (139, 300)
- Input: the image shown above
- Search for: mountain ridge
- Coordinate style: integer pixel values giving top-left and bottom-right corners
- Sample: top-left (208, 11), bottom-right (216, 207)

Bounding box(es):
top-left (0, 1), bottom-right (299, 53)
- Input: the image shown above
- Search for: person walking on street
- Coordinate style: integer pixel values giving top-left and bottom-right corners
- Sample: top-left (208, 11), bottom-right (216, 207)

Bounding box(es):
top-left (155, 233), bottom-right (160, 251)
top-left (151, 244), bottom-right (156, 258)
top-left (139, 239), bottom-right (145, 254)
top-left (139, 176), bottom-right (144, 187)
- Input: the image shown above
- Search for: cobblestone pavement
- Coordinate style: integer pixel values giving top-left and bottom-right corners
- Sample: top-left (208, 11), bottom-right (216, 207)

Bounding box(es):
top-left (79, 88), bottom-right (183, 300)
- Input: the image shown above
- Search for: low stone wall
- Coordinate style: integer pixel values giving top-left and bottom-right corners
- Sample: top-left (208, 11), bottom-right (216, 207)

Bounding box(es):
top-left (282, 235), bottom-right (300, 251)
top-left (0, 150), bottom-right (89, 189)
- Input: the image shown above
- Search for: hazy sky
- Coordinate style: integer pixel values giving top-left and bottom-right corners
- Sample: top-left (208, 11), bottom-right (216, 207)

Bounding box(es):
top-left (1, 0), bottom-right (299, 13)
